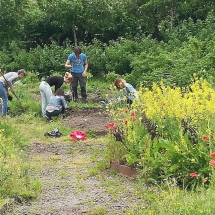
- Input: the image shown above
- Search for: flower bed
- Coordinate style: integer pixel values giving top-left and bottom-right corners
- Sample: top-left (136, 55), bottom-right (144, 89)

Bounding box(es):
top-left (110, 160), bottom-right (139, 177)
top-left (106, 78), bottom-right (215, 188)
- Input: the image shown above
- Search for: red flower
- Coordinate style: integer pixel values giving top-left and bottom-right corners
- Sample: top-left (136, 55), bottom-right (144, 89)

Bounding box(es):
top-left (70, 130), bottom-right (87, 141)
top-left (210, 152), bottom-right (215, 157)
top-left (113, 126), bottom-right (118, 130)
top-left (105, 123), bottom-right (117, 130)
top-left (124, 120), bottom-right (128, 125)
top-left (202, 136), bottom-right (209, 141)
top-left (132, 117), bottom-right (137, 122)
top-left (209, 160), bottom-right (215, 167)
top-left (131, 113), bottom-right (135, 117)
top-left (105, 122), bottom-right (114, 129)
top-left (189, 172), bottom-right (198, 178)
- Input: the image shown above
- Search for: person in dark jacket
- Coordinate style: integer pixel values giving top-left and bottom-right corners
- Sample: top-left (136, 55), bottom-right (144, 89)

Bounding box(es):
top-left (39, 72), bottom-right (72, 117)
top-left (0, 69), bottom-right (26, 116)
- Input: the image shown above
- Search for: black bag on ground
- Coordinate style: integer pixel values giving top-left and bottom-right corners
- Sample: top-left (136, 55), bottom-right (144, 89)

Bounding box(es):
top-left (44, 128), bottom-right (62, 138)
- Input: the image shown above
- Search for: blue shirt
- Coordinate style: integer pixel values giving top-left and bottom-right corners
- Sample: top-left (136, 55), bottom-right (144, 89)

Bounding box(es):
top-left (46, 95), bottom-right (68, 112)
top-left (119, 83), bottom-right (137, 102)
top-left (68, 53), bottom-right (87, 73)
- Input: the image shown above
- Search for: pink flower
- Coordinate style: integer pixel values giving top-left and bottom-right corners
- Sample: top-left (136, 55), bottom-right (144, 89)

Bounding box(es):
top-left (202, 136), bottom-right (209, 141)
top-left (210, 152), bottom-right (215, 158)
top-left (189, 172), bottom-right (198, 178)
top-left (70, 130), bottom-right (87, 141)
top-left (209, 160), bottom-right (215, 167)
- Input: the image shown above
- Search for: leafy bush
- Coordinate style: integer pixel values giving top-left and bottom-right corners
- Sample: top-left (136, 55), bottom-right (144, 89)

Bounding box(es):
top-left (105, 39), bottom-right (142, 75)
top-left (83, 39), bottom-right (107, 76)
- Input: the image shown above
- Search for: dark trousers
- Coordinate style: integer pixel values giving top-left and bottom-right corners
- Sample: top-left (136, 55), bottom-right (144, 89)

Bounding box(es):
top-left (71, 73), bottom-right (87, 101)
top-left (45, 108), bottom-right (65, 119)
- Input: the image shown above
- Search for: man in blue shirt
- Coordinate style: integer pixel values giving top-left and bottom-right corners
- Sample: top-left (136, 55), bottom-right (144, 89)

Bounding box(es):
top-left (65, 46), bottom-right (88, 103)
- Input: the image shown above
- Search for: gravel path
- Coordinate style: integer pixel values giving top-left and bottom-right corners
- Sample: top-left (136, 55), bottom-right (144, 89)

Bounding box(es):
top-left (6, 138), bottom-right (143, 215)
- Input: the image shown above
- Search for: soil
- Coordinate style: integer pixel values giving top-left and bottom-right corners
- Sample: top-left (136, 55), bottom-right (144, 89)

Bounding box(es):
top-left (4, 107), bottom-right (144, 215)
top-left (62, 107), bottom-right (109, 136)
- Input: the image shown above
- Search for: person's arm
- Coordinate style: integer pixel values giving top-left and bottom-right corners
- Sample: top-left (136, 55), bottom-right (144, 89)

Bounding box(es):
top-left (61, 97), bottom-right (69, 109)
top-left (82, 59), bottom-right (88, 77)
top-left (6, 73), bottom-right (18, 92)
top-left (65, 59), bottom-right (72, 69)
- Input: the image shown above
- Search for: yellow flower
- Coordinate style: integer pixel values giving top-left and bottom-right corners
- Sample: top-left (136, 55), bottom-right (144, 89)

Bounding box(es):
top-left (191, 158), bottom-right (195, 163)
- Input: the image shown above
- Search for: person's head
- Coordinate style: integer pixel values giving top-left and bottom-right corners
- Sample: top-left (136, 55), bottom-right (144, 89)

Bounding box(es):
top-left (114, 78), bottom-right (126, 90)
top-left (74, 46), bottom-right (82, 56)
top-left (64, 72), bottom-right (72, 84)
top-left (55, 88), bottom-right (64, 96)
top-left (17, 69), bottom-right (26, 78)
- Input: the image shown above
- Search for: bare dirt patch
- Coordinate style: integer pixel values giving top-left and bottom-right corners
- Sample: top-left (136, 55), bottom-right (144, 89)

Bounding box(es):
top-left (62, 107), bottom-right (109, 136)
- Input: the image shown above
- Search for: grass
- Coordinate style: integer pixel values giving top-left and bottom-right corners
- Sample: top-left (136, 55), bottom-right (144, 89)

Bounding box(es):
top-left (3, 76), bottom-right (215, 214)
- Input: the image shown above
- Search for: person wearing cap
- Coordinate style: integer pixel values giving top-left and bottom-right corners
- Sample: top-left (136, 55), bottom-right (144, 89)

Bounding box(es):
top-left (0, 69), bottom-right (26, 116)
top-left (65, 46), bottom-right (88, 103)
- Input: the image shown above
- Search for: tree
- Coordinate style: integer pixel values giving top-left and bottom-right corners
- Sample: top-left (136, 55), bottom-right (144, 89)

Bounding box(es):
top-left (0, 0), bottom-right (29, 47)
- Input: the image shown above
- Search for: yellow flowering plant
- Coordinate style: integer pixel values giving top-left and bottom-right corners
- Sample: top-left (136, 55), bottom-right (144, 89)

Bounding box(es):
top-left (106, 77), bottom-right (215, 188)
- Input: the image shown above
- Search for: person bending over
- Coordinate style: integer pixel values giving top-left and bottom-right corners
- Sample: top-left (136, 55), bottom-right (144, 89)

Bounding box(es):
top-left (45, 88), bottom-right (71, 121)
top-left (39, 72), bottom-right (72, 117)
top-left (114, 78), bottom-right (137, 104)
top-left (0, 69), bottom-right (26, 116)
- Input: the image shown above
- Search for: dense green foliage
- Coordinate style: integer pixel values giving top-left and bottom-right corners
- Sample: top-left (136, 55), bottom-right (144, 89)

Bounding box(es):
top-left (1, 0), bottom-right (215, 88)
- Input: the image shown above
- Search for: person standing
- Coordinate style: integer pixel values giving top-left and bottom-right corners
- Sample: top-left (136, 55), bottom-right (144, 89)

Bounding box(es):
top-left (39, 72), bottom-right (72, 117)
top-left (0, 69), bottom-right (26, 116)
top-left (65, 46), bottom-right (88, 103)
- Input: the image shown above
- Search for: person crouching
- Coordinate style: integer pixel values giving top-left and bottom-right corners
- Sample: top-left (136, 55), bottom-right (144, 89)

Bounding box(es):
top-left (45, 88), bottom-right (71, 121)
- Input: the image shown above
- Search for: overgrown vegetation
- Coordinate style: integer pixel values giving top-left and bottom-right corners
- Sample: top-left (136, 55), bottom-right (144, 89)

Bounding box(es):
top-left (0, 119), bottom-right (41, 200)
top-left (1, 2), bottom-right (215, 89)
top-left (106, 77), bottom-right (215, 189)
top-left (1, 1), bottom-right (215, 213)
top-left (2, 75), bottom-right (215, 214)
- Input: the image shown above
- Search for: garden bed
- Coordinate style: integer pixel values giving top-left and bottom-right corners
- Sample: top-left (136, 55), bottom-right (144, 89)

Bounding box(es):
top-left (110, 160), bottom-right (139, 177)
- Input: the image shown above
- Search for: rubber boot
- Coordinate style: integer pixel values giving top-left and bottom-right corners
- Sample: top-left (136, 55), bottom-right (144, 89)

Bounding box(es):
top-left (81, 86), bottom-right (87, 103)
top-left (72, 87), bottom-right (78, 102)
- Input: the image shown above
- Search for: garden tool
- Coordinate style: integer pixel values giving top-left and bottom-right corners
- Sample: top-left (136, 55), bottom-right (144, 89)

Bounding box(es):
top-left (0, 69), bottom-right (24, 110)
